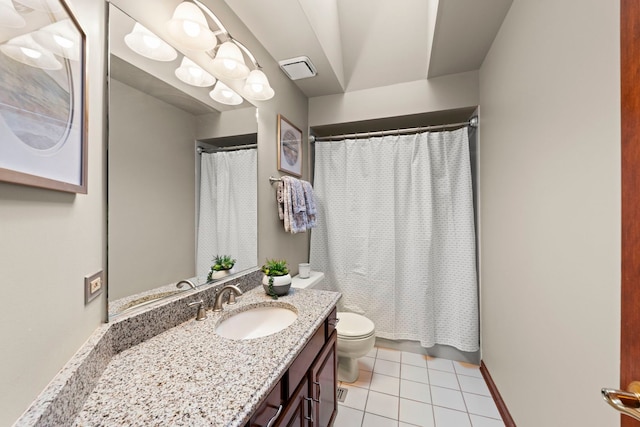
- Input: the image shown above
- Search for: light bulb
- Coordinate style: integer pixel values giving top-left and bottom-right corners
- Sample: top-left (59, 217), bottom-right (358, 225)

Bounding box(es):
top-left (53, 34), bottom-right (73, 49)
top-left (242, 69), bottom-right (275, 101)
top-left (32, 19), bottom-right (80, 61)
top-left (124, 23), bottom-right (177, 62)
top-left (182, 20), bottom-right (201, 37)
top-left (211, 41), bottom-right (249, 79)
top-left (142, 34), bottom-right (161, 49)
top-left (21, 47), bottom-right (42, 59)
top-left (1, 34), bottom-right (61, 70)
top-left (175, 56), bottom-right (216, 87)
top-left (189, 67), bottom-right (202, 78)
top-left (209, 81), bottom-right (243, 105)
top-left (166, 2), bottom-right (216, 51)
top-left (223, 58), bottom-right (237, 70)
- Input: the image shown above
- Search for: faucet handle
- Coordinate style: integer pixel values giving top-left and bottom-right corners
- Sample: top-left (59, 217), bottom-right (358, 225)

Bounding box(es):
top-left (187, 299), bottom-right (207, 321)
top-left (228, 291), bottom-right (239, 305)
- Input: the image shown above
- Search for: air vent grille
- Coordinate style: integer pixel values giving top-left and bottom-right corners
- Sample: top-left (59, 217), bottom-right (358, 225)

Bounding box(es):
top-left (336, 386), bottom-right (348, 403)
top-left (278, 56), bottom-right (317, 80)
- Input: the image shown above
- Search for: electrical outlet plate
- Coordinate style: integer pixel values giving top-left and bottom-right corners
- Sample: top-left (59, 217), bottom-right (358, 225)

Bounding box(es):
top-left (84, 270), bottom-right (104, 304)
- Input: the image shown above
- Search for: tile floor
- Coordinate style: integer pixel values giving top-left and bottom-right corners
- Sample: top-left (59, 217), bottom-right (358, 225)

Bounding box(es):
top-left (334, 346), bottom-right (505, 427)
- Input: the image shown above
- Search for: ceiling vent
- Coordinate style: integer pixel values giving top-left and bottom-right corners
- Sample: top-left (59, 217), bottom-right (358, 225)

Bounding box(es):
top-left (278, 56), bottom-right (317, 80)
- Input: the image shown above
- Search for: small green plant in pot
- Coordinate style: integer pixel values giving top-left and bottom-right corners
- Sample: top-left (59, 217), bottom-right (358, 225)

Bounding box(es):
top-left (207, 255), bottom-right (236, 282)
top-left (261, 259), bottom-right (291, 299)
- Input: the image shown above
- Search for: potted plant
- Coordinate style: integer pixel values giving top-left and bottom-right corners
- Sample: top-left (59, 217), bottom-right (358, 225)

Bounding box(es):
top-left (207, 255), bottom-right (236, 281)
top-left (261, 258), bottom-right (292, 299)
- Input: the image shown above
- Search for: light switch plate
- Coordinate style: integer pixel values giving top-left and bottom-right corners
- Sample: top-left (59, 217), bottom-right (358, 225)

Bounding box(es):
top-left (84, 270), bottom-right (104, 304)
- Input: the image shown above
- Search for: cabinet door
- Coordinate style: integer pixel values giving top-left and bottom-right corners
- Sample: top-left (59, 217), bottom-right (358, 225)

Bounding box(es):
top-left (310, 330), bottom-right (337, 427)
top-left (249, 380), bottom-right (283, 427)
top-left (278, 377), bottom-right (311, 427)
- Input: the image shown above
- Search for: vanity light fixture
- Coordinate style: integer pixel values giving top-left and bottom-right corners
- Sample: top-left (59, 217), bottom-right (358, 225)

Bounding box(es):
top-left (125, 23), bottom-right (177, 62)
top-left (32, 19), bottom-right (80, 61)
top-left (209, 81), bottom-right (243, 105)
top-left (166, 2), bottom-right (217, 51)
top-left (175, 56), bottom-right (216, 87)
top-left (166, 0), bottom-right (275, 101)
top-left (0, 33), bottom-right (62, 70)
top-left (0, 0), bottom-right (26, 28)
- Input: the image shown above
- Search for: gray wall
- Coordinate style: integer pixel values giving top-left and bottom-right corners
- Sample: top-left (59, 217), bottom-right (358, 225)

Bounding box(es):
top-left (108, 79), bottom-right (196, 300)
top-left (0, 0), bottom-right (106, 424)
top-left (478, 0), bottom-right (620, 425)
top-left (309, 70), bottom-right (479, 128)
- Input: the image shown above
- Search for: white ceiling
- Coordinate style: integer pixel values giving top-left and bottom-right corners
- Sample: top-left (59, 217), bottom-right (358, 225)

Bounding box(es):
top-left (223, 0), bottom-right (513, 98)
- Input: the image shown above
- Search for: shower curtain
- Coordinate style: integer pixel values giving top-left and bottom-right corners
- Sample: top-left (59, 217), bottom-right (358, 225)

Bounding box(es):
top-left (310, 128), bottom-right (479, 352)
top-left (196, 149), bottom-right (257, 279)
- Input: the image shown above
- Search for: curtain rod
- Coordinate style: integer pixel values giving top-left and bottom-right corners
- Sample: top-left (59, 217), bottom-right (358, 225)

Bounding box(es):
top-left (196, 143), bottom-right (257, 154)
top-left (310, 117), bottom-right (478, 143)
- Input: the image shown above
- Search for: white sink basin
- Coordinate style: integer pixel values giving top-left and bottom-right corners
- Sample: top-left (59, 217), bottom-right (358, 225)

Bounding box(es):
top-left (215, 304), bottom-right (298, 340)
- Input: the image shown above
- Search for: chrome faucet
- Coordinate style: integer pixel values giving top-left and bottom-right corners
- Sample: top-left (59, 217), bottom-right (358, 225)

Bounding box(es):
top-left (176, 280), bottom-right (197, 290)
top-left (213, 284), bottom-right (243, 311)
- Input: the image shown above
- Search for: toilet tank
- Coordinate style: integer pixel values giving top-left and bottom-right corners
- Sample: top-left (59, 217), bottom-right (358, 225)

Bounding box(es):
top-left (291, 271), bottom-right (325, 289)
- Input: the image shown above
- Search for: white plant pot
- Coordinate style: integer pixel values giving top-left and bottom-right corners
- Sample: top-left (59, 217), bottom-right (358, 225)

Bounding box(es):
top-left (262, 273), bottom-right (292, 296)
top-left (209, 266), bottom-right (235, 281)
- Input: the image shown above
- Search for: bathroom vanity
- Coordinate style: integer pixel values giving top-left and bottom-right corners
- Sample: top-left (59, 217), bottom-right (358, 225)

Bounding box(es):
top-left (15, 273), bottom-right (340, 427)
top-left (250, 307), bottom-right (338, 427)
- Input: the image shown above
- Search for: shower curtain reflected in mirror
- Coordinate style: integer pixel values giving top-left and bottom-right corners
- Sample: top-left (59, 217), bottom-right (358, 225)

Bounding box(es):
top-left (196, 149), bottom-right (257, 279)
top-left (310, 128), bottom-right (479, 352)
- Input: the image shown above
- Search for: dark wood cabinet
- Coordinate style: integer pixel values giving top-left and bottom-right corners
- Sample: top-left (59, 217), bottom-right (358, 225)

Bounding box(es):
top-left (310, 331), bottom-right (337, 427)
top-left (279, 377), bottom-right (311, 427)
top-left (247, 307), bottom-right (338, 427)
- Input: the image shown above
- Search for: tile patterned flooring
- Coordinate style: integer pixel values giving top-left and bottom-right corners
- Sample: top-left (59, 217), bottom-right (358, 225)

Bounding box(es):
top-left (334, 346), bottom-right (505, 427)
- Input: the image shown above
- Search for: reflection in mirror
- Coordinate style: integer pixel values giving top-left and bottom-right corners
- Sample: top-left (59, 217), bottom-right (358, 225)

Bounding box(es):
top-left (107, 4), bottom-right (258, 318)
top-left (196, 134), bottom-right (257, 280)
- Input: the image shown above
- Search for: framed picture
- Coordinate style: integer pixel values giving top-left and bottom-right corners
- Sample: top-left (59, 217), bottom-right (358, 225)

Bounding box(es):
top-left (277, 114), bottom-right (302, 177)
top-left (0, 0), bottom-right (88, 193)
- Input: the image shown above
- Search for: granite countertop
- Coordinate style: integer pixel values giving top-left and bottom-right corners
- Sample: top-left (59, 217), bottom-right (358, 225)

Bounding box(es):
top-left (74, 286), bottom-right (340, 427)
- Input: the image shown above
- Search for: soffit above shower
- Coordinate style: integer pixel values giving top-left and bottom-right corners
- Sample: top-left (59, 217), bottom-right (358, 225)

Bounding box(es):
top-left (222, 0), bottom-right (513, 98)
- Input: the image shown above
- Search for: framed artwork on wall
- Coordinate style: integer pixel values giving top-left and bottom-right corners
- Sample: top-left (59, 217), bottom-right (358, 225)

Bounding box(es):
top-left (0, 0), bottom-right (88, 194)
top-left (277, 114), bottom-right (302, 177)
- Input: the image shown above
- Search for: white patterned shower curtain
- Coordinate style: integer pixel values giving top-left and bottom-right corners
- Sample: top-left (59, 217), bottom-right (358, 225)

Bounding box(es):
top-left (310, 128), bottom-right (479, 352)
top-left (196, 149), bottom-right (257, 279)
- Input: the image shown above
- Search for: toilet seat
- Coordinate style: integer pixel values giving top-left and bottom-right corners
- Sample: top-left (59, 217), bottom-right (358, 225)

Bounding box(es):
top-left (336, 312), bottom-right (375, 340)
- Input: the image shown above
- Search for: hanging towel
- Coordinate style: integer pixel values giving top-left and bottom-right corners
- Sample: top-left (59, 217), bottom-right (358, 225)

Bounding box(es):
top-left (302, 180), bottom-right (317, 229)
top-left (289, 177), bottom-right (307, 233)
top-left (278, 177), bottom-right (293, 232)
top-left (277, 180), bottom-right (285, 222)
top-left (276, 176), bottom-right (318, 233)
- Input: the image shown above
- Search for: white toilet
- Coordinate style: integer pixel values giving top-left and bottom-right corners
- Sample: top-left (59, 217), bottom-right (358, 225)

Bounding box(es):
top-left (335, 312), bottom-right (376, 382)
top-left (291, 271), bottom-right (376, 383)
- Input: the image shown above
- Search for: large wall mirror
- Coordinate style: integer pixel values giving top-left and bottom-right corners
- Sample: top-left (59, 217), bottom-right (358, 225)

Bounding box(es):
top-left (107, 2), bottom-right (258, 318)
